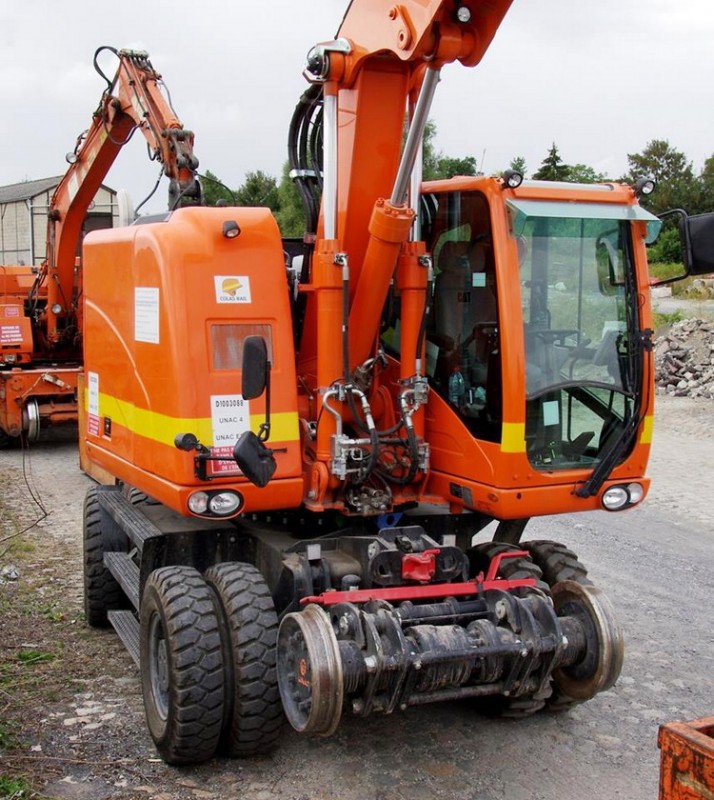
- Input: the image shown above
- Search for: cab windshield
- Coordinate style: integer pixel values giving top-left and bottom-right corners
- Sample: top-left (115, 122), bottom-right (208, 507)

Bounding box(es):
top-left (513, 203), bottom-right (646, 471)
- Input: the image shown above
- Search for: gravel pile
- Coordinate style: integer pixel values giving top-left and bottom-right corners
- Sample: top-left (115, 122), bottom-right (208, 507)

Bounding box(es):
top-left (655, 318), bottom-right (714, 399)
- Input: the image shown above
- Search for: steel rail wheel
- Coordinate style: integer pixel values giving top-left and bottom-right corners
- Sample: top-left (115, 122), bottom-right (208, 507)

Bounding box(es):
top-left (140, 566), bottom-right (225, 765)
top-left (277, 604), bottom-right (344, 736)
top-left (551, 580), bottom-right (624, 702)
top-left (204, 562), bottom-right (283, 756)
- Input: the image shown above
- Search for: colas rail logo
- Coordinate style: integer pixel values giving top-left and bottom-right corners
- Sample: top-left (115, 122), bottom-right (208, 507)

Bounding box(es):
top-left (215, 275), bottom-right (252, 304)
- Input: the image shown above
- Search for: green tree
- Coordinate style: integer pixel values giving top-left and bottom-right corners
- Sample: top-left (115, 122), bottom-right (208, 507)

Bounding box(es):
top-left (532, 143), bottom-right (570, 181)
top-left (276, 162), bottom-right (306, 237)
top-left (432, 155), bottom-right (477, 179)
top-left (698, 153), bottom-right (714, 213)
top-left (625, 139), bottom-right (696, 214)
top-left (421, 120), bottom-right (478, 180)
top-left (568, 163), bottom-right (607, 183)
top-left (235, 170), bottom-right (280, 211)
top-left (509, 156), bottom-right (527, 177)
top-left (201, 169), bottom-right (235, 206)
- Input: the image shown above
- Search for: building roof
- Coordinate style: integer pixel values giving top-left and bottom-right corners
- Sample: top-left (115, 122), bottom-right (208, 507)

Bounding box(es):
top-left (0, 176), bottom-right (64, 204)
top-left (0, 176), bottom-right (118, 205)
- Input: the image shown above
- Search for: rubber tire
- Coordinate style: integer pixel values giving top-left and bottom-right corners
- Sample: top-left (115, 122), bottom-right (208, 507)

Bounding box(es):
top-left (467, 541), bottom-right (550, 594)
top-left (522, 540), bottom-right (592, 712)
top-left (467, 541), bottom-right (552, 717)
top-left (140, 566), bottom-right (225, 765)
top-left (205, 562), bottom-right (283, 756)
top-left (83, 485), bottom-right (128, 627)
top-left (523, 540), bottom-right (592, 587)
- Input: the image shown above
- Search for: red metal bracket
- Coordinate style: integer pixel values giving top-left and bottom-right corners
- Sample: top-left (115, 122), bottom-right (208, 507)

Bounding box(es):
top-left (485, 550), bottom-right (530, 582)
top-left (401, 548), bottom-right (439, 583)
top-left (301, 575), bottom-right (536, 607)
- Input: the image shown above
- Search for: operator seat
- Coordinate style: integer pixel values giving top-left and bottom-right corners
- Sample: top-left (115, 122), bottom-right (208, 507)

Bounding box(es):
top-left (434, 239), bottom-right (497, 366)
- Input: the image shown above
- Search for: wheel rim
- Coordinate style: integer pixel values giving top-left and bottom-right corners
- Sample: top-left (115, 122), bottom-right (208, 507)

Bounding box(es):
top-left (551, 580), bottom-right (624, 701)
top-left (276, 604), bottom-right (343, 736)
top-left (148, 612), bottom-right (170, 721)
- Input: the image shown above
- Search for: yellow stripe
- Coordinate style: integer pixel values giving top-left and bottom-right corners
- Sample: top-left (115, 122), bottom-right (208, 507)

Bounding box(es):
top-left (639, 415), bottom-right (653, 444)
top-left (95, 391), bottom-right (298, 447)
top-left (501, 422), bottom-right (526, 453)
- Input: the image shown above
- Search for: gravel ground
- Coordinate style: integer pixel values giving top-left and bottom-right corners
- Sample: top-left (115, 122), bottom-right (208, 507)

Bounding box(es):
top-left (0, 392), bottom-right (712, 800)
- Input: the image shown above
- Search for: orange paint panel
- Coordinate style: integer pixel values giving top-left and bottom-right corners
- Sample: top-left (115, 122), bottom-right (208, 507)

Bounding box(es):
top-left (82, 206), bottom-right (302, 514)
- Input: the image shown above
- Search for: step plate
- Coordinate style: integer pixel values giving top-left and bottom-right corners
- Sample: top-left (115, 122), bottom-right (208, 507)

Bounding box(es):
top-left (108, 610), bottom-right (140, 667)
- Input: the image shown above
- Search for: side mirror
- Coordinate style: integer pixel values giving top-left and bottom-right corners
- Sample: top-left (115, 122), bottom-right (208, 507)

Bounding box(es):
top-left (650, 209), bottom-right (714, 285)
top-left (242, 336), bottom-right (268, 399)
top-left (686, 211), bottom-right (714, 275)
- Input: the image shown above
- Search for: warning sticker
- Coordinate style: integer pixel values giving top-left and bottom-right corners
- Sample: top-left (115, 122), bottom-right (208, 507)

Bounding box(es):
top-left (135, 287), bottom-right (160, 344)
top-left (87, 372), bottom-right (100, 437)
top-left (209, 394), bottom-right (251, 475)
top-left (214, 276), bottom-right (251, 304)
top-left (0, 325), bottom-right (23, 345)
top-left (3, 307), bottom-right (19, 318)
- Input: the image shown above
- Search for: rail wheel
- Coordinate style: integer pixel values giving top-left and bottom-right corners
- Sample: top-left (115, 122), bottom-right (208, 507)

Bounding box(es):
top-left (204, 562), bottom-right (283, 756)
top-left (83, 486), bottom-right (129, 627)
top-left (524, 540), bottom-right (620, 712)
top-left (140, 566), bottom-right (225, 765)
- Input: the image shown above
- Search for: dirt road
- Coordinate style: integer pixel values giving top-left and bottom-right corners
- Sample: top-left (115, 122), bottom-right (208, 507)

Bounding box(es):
top-left (1, 393), bottom-right (712, 800)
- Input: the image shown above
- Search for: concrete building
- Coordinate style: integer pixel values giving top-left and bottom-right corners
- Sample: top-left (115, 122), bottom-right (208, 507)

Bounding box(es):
top-left (0, 177), bottom-right (118, 266)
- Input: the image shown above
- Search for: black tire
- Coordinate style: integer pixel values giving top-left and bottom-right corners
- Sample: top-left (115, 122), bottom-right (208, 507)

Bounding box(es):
top-left (120, 483), bottom-right (158, 506)
top-left (140, 566), bottom-right (225, 765)
top-left (467, 541), bottom-right (549, 594)
top-left (522, 540), bottom-right (592, 712)
top-left (83, 485), bottom-right (128, 627)
top-left (523, 540), bottom-right (592, 587)
top-left (205, 562), bottom-right (283, 757)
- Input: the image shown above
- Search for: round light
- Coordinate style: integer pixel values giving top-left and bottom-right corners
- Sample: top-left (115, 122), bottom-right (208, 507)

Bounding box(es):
top-left (456, 6), bottom-right (472, 23)
top-left (627, 482), bottom-right (645, 505)
top-left (187, 491), bottom-right (209, 514)
top-left (222, 220), bottom-right (241, 239)
top-left (634, 178), bottom-right (656, 197)
top-left (601, 486), bottom-right (629, 511)
top-left (501, 169), bottom-right (524, 189)
top-left (51, 303), bottom-right (63, 315)
top-left (208, 491), bottom-right (242, 516)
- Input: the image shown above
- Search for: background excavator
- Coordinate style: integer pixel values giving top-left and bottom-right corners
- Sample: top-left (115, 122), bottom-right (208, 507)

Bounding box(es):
top-left (0, 47), bottom-right (200, 445)
top-left (75, 0), bottom-right (714, 767)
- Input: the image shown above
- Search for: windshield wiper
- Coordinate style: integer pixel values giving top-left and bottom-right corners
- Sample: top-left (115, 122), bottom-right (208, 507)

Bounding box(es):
top-left (575, 327), bottom-right (653, 498)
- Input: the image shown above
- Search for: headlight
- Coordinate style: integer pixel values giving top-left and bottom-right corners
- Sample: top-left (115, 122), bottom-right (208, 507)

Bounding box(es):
top-left (208, 492), bottom-right (242, 516)
top-left (188, 491), bottom-right (209, 514)
top-left (601, 482), bottom-right (645, 511)
top-left (187, 489), bottom-right (243, 518)
top-left (627, 483), bottom-right (645, 504)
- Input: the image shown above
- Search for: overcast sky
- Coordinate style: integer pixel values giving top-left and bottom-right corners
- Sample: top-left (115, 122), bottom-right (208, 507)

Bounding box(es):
top-left (1, 1), bottom-right (713, 214)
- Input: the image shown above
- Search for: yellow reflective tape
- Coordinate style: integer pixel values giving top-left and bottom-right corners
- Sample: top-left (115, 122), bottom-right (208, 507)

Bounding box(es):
top-left (501, 422), bottom-right (526, 453)
top-left (93, 391), bottom-right (298, 447)
top-left (639, 415), bottom-right (653, 444)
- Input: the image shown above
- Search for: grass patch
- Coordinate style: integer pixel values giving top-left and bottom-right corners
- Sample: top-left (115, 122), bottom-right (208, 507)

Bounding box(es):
top-left (653, 310), bottom-right (684, 331)
top-left (0, 776), bottom-right (36, 800)
top-left (650, 262), bottom-right (714, 298)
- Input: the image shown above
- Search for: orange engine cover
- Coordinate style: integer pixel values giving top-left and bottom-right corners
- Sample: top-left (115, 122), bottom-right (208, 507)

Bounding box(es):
top-left (81, 206), bottom-right (303, 517)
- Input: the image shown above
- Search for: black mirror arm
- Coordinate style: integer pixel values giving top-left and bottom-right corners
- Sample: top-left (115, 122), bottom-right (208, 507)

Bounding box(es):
top-left (257, 360), bottom-right (272, 443)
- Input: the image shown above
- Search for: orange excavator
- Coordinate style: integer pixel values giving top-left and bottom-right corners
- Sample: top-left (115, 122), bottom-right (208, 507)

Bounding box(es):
top-left (78, 0), bottom-right (714, 765)
top-left (0, 47), bottom-right (200, 444)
